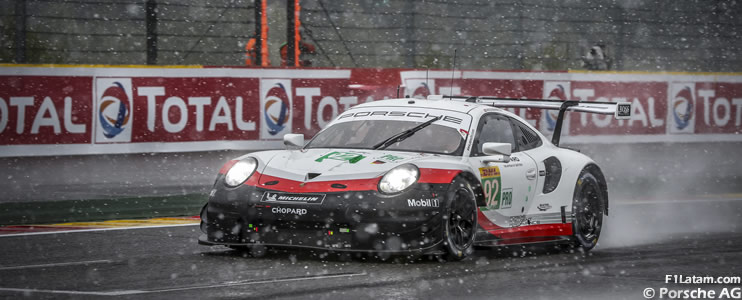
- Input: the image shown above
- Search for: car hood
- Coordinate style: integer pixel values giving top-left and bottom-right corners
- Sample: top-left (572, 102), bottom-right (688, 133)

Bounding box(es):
top-left (258, 148), bottom-right (430, 183)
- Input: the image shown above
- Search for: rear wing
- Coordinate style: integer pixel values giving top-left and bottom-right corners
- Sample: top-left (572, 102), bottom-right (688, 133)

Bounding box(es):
top-left (427, 95), bottom-right (632, 146)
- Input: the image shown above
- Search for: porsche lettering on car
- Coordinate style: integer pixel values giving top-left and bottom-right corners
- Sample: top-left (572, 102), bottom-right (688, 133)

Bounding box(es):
top-left (199, 95), bottom-right (632, 260)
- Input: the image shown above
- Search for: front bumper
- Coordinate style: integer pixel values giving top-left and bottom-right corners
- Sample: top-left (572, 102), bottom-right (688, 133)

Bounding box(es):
top-left (200, 180), bottom-right (450, 253)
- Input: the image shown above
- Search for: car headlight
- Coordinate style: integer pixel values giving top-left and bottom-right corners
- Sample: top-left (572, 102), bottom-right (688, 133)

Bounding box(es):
top-left (378, 164), bottom-right (419, 194)
top-left (224, 157), bottom-right (258, 187)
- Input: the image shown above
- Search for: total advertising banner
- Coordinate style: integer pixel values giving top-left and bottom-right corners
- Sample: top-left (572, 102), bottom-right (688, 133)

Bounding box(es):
top-left (0, 66), bottom-right (740, 157)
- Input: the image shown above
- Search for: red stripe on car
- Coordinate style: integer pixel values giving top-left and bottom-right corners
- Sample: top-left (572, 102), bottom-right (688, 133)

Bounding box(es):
top-left (245, 170), bottom-right (262, 186)
top-left (218, 160), bottom-right (239, 174)
top-left (241, 168), bottom-right (462, 192)
top-left (494, 236), bottom-right (566, 245)
top-left (487, 223), bottom-right (573, 239)
top-left (255, 173), bottom-right (381, 193)
top-left (418, 168), bottom-right (461, 184)
top-left (477, 208), bottom-right (503, 231)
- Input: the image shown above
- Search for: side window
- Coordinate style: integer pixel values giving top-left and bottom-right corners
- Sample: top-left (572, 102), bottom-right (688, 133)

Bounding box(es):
top-left (473, 115), bottom-right (516, 156)
top-left (512, 119), bottom-right (543, 151)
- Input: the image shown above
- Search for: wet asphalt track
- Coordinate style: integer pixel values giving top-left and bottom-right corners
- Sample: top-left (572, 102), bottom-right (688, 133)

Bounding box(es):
top-left (1, 199), bottom-right (740, 300)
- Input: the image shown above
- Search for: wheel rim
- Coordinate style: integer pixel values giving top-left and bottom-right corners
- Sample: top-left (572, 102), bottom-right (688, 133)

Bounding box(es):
top-left (577, 184), bottom-right (602, 241)
top-left (448, 188), bottom-right (476, 250)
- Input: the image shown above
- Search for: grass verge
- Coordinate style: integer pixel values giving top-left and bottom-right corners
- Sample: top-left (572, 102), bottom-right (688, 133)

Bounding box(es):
top-left (0, 194), bottom-right (207, 226)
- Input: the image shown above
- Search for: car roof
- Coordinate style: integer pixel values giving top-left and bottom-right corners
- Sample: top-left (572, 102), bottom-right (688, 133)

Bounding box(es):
top-left (352, 98), bottom-right (505, 115)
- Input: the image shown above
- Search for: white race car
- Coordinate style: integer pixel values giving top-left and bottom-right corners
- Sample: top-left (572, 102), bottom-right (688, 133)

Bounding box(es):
top-left (199, 95), bottom-right (631, 260)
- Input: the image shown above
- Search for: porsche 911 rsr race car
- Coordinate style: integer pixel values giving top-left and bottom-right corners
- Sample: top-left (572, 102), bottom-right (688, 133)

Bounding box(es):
top-left (199, 95), bottom-right (632, 260)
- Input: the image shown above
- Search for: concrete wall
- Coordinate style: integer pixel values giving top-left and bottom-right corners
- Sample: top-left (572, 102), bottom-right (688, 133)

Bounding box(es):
top-left (0, 151), bottom-right (238, 203)
top-left (1, 143), bottom-right (740, 204)
top-left (574, 142), bottom-right (742, 200)
top-left (1, 0), bottom-right (740, 72)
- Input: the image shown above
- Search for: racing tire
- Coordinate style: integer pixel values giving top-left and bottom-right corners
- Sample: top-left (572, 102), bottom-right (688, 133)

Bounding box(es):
top-left (570, 169), bottom-right (605, 252)
top-left (442, 177), bottom-right (478, 261)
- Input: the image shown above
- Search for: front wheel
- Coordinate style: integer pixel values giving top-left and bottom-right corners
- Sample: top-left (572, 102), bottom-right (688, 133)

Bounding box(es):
top-left (571, 170), bottom-right (605, 251)
top-left (442, 178), bottom-right (478, 261)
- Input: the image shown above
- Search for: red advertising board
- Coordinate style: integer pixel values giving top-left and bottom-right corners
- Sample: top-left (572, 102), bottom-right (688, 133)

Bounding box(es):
top-left (689, 82), bottom-right (742, 134)
top-left (0, 76), bottom-right (92, 145)
top-left (0, 67), bottom-right (740, 156)
top-left (567, 81), bottom-right (668, 136)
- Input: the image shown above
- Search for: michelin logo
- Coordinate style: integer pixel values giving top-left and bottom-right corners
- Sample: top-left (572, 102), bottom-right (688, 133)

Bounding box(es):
top-left (265, 193), bottom-right (278, 202)
top-left (261, 192), bottom-right (325, 204)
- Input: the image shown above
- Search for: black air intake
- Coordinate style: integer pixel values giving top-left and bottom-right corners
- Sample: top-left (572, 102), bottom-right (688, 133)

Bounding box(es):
top-left (307, 173), bottom-right (321, 180)
top-left (543, 156), bottom-right (562, 194)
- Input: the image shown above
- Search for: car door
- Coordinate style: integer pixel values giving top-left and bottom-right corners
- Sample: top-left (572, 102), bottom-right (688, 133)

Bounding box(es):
top-left (509, 117), bottom-right (545, 216)
top-left (469, 113), bottom-right (538, 228)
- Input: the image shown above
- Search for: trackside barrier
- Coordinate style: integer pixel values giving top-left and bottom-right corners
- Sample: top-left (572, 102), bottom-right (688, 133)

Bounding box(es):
top-left (1, 66), bottom-right (741, 157)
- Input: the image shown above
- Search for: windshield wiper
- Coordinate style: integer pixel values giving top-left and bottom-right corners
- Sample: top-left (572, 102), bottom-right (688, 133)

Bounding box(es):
top-left (373, 116), bottom-right (442, 150)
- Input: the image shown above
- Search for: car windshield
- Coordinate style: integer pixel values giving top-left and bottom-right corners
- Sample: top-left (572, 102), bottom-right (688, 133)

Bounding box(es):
top-left (305, 120), bottom-right (465, 155)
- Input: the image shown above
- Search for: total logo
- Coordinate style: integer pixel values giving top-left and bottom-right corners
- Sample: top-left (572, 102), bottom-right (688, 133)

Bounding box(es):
top-left (411, 81), bottom-right (432, 99)
top-left (99, 82), bottom-right (130, 138)
top-left (260, 79), bottom-right (292, 139)
top-left (541, 81), bottom-right (571, 133)
top-left (400, 70), bottom-right (461, 98)
top-left (668, 83), bottom-right (695, 134)
top-left (95, 78), bottom-right (133, 143)
top-left (404, 79), bottom-right (460, 99)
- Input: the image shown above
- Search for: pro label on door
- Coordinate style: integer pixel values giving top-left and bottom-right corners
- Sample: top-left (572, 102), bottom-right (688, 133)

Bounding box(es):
top-left (479, 166), bottom-right (501, 210)
top-left (500, 188), bottom-right (513, 209)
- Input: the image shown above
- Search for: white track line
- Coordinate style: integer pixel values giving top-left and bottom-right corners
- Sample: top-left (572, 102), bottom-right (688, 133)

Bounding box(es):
top-left (615, 197), bottom-right (742, 206)
top-left (0, 272), bottom-right (367, 296)
top-left (0, 223), bottom-right (198, 238)
top-left (0, 260), bottom-right (113, 271)
top-left (0, 287), bottom-right (144, 296)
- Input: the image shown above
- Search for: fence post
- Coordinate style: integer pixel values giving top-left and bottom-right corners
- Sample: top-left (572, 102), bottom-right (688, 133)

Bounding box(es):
top-left (254, 0), bottom-right (261, 66)
top-left (404, 0), bottom-right (415, 68)
top-left (146, 0), bottom-right (158, 65)
top-left (255, 0), bottom-right (269, 66)
top-left (286, 0), bottom-right (296, 67)
top-left (14, 0), bottom-right (26, 63)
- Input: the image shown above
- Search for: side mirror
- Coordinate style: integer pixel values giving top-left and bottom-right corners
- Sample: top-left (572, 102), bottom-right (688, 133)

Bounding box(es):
top-left (283, 134), bottom-right (304, 150)
top-left (482, 142), bottom-right (511, 163)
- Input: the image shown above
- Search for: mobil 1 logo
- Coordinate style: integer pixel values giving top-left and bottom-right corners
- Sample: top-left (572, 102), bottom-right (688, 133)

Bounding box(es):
top-left (407, 198), bottom-right (440, 208)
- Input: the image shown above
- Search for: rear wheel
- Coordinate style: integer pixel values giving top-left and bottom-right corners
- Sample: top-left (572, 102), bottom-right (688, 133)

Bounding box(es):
top-left (443, 178), bottom-right (477, 261)
top-left (571, 170), bottom-right (604, 251)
